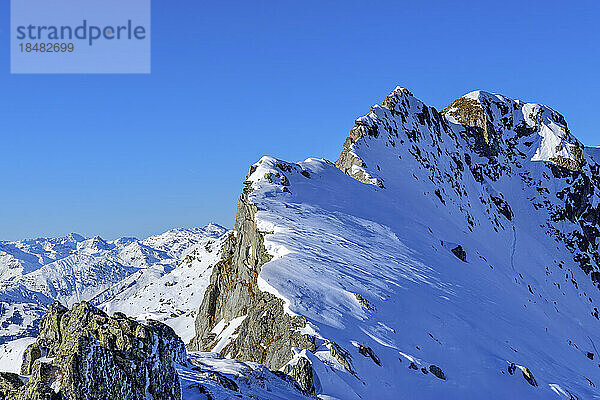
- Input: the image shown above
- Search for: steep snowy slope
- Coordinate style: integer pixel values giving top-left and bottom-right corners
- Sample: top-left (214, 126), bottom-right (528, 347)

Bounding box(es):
top-left (179, 352), bottom-right (312, 400)
top-left (587, 146), bottom-right (600, 165)
top-left (192, 88), bottom-right (600, 399)
top-left (0, 224), bottom-right (226, 344)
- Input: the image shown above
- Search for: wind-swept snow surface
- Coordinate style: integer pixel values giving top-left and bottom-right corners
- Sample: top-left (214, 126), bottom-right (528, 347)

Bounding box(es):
top-left (200, 87), bottom-right (600, 399)
top-left (179, 352), bottom-right (311, 400)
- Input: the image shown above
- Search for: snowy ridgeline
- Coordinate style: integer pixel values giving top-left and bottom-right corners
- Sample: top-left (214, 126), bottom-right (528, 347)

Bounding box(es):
top-left (2, 87), bottom-right (600, 399)
top-left (202, 88), bottom-right (600, 399)
top-left (0, 223), bottom-right (228, 355)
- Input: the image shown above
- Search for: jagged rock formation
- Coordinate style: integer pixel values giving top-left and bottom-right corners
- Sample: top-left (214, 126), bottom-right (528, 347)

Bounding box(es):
top-left (180, 352), bottom-right (312, 399)
top-left (12, 301), bottom-right (186, 400)
top-left (0, 372), bottom-right (23, 399)
top-left (192, 86), bottom-right (600, 399)
top-left (190, 181), bottom-right (315, 377)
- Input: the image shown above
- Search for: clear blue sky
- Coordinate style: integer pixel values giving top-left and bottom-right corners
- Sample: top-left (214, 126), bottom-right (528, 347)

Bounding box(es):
top-left (1, 0), bottom-right (599, 241)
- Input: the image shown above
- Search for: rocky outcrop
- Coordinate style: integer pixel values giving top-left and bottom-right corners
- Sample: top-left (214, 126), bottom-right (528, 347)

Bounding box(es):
top-left (334, 88), bottom-right (421, 189)
top-left (451, 245), bottom-right (467, 262)
top-left (190, 170), bottom-right (315, 374)
top-left (443, 91), bottom-right (600, 293)
top-left (357, 344), bottom-right (381, 366)
top-left (520, 366), bottom-right (538, 387)
top-left (0, 373), bottom-right (23, 399)
top-left (284, 357), bottom-right (315, 395)
top-left (12, 301), bottom-right (186, 400)
top-left (429, 365), bottom-right (446, 380)
top-left (190, 86), bottom-right (600, 398)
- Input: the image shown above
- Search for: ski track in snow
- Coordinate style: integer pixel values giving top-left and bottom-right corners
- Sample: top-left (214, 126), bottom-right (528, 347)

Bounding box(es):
top-left (511, 226), bottom-right (517, 273)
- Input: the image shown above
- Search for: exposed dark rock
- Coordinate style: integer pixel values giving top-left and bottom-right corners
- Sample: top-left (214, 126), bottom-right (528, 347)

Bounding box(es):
top-left (12, 301), bottom-right (186, 400)
top-left (285, 357), bottom-right (315, 395)
top-left (435, 189), bottom-right (446, 205)
top-left (0, 372), bottom-right (23, 399)
top-left (408, 362), bottom-right (418, 370)
top-left (429, 365), bottom-right (446, 380)
top-left (451, 245), bottom-right (467, 262)
top-left (508, 363), bottom-right (516, 375)
top-left (335, 122), bottom-right (379, 186)
top-left (357, 344), bottom-right (381, 366)
top-left (353, 293), bottom-right (375, 312)
top-left (190, 172), bottom-right (315, 372)
top-left (521, 367), bottom-right (538, 387)
top-left (491, 196), bottom-right (514, 220)
top-left (328, 342), bottom-right (354, 375)
top-left (20, 341), bottom-right (42, 376)
top-left (207, 371), bottom-right (238, 392)
top-left (442, 96), bottom-right (500, 158)
top-left (586, 377), bottom-right (595, 387)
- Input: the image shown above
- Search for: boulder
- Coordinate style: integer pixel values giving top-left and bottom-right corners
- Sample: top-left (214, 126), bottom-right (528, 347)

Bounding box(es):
top-left (0, 372), bottom-right (23, 399)
top-left (12, 301), bottom-right (186, 400)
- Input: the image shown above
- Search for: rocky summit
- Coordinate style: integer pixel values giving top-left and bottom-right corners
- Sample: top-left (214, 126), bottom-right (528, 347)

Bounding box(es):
top-left (2, 86), bottom-right (600, 399)
top-left (190, 87), bottom-right (600, 399)
top-left (5, 301), bottom-right (186, 400)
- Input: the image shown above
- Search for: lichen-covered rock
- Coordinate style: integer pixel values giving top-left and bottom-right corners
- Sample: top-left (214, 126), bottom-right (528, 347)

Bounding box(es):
top-left (12, 301), bottom-right (186, 400)
top-left (520, 366), bottom-right (538, 387)
top-left (327, 342), bottom-right (354, 375)
top-left (0, 372), bottom-right (23, 399)
top-left (20, 342), bottom-right (42, 375)
top-left (284, 357), bottom-right (315, 395)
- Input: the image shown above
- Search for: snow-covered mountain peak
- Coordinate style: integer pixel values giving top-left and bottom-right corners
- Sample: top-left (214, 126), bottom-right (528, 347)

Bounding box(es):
top-left (192, 86), bottom-right (600, 399)
top-left (444, 90), bottom-right (581, 166)
top-left (334, 86), bottom-right (591, 196)
top-left (64, 232), bottom-right (86, 242)
top-left (78, 236), bottom-right (114, 253)
top-left (141, 223), bottom-right (227, 259)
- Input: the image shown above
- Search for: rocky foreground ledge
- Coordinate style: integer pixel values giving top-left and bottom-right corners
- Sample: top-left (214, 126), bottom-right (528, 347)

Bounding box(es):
top-left (0, 301), bottom-right (186, 400)
top-left (0, 302), bottom-right (312, 400)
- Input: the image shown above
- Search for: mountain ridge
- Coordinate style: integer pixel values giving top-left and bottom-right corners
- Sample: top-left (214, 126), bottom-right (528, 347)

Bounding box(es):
top-left (3, 86), bottom-right (600, 399)
top-left (190, 86), bottom-right (600, 399)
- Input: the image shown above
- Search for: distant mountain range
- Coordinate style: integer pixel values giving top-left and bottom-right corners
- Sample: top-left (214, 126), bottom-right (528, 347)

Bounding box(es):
top-left (0, 223), bottom-right (227, 345)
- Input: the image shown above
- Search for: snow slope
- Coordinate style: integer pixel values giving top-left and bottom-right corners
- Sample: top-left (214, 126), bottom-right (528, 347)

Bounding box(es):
top-left (586, 146), bottom-right (600, 165)
top-left (213, 88), bottom-right (600, 399)
top-left (0, 337), bottom-right (35, 373)
top-left (179, 352), bottom-right (311, 400)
